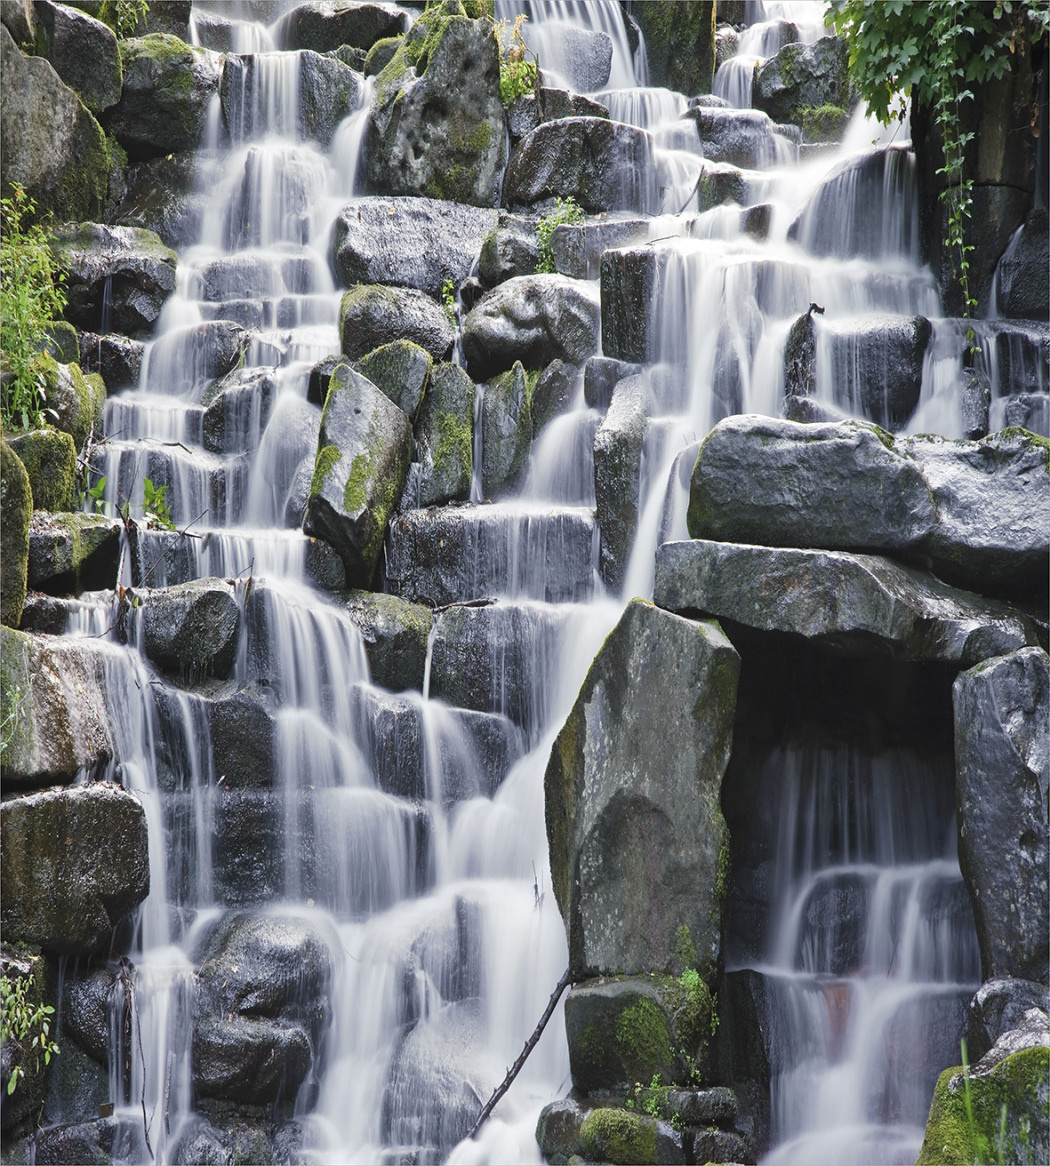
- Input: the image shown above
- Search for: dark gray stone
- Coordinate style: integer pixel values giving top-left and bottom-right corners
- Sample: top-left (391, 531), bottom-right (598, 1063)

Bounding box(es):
top-left (27, 512), bottom-right (121, 596)
top-left (33, 1), bottom-right (120, 114)
top-left (341, 590), bottom-right (433, 692)
top-left (752, 35), bottom-right (849, 128)
top-left (354, 339), bottom-right (432, 422)
top-left (960, 366), bottom-right (992, 440)
top-left (274, 1), bottom-right (408, 52)
top-left (532, 358), bottom-right (579, 431)
top-left (969, 978), bottom-right (1050, 1062)
top-left (594, 374), bottom-right (648, 588)
top-left (480, 361), bottom-right (532, 499)
top-left (995, 208), bottom-right (1049, 323)
top-left (600, 247), bottom-right (655, 364)
top-left (584, 355), bottom-right (643, 410)
top-left (462, 274), bottom-right (600, 380)
top-left (408, 362), bottom-right (474, 508)
top-left (332, 197), bottom-right (497, 297)
top-left (201, 366), bottom-right (278, 454)
top-left (529, 23), bottom-right (612, 92)
top-left (131, 578), bottom-right (241, 681)
top-left (0, 783), bottom-right (149, 955)
top-left (340, 283), bottom-right (454, 362)
top-left (1003, 392), bottom-right (1050, 439)
top-left (684, 106), bottom-right (794, 169)
top-left (550, 217), bottom-right (649, 281)
top-left (113, 151), bottom-right (209, 251)
top-left (506, 87), bottom-right (609, 144)
top-left (536, 1097), bottom-right (588, 1166)
top-left (478, 211), bottom-right (541, 287)
top-left (78, 331), bottom-right (144, 390)
top-left (208, 692), bottom-right (276, 789)
top-left (954, 647), bottom-right (1049, 984)
top-left (62, 966), bottom-right (116, 1064)
top-left (545, 600), bottom-right (739, 980)
top-left (503, 117), bottom-right (658, 214)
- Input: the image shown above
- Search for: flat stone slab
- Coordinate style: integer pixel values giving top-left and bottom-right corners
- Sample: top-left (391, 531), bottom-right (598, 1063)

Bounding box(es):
top-left (654, 540), bottom-right (1041, 666)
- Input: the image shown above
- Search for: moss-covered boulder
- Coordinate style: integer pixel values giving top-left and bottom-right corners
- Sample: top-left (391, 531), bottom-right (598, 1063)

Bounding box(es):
top-left (354, 339), bottom-right (432, 423)
top-left (753, 35), bottom-right (850, 129)
top-left (0, 782), bottom-right (149, 954)
top-left (480, 360), bottom-right (533, 498)
top-left (47, 358), bottom-right (106, 450)
top-left (33, 0), bottom-right (121, 114)
top-left (28, 512), bottom-right (122, 595)
top-left (630, 1), bottom-right (716, 98)
top-left (108, 34), bottom-right (223, 161)
top-left (1, 441), bottom-right (32, 629)
top-left (578, 1107), bottom-right (681, 1166)
top-left (409, 362), bottom-right (474, 508)
top-left (303, 363), bottom-right (413, 587)
top-left (40, 320), bottom-right (79, 365)
top-left (341, 590), bottom-right (433, 692)
top-left (128, 577), bottom-right (241, 682)
top-left (0, 23), bottom-right (110, 222)
top-left (545, 599), bottom-right (739, 980)
top-left (340, 283), bottom-right (454, 362)
top-left (6, 427), bottom-right (77, 512)
top-left (366, 9), bottom-right (507, 207)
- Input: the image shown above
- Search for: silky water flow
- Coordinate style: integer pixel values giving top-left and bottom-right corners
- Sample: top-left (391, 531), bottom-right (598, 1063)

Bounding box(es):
top-left (51, 1), bottom-right (985, 1162)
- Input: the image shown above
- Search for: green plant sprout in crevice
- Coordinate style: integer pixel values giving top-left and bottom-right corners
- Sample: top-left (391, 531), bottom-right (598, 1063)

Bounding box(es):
top-left (1, 972), bottom-right (58, 1097)
top-left (536, 196), bottom-right (584, 274)
top-left (495, 13), bottom-right (538, 105)
top-left (441, 277), bottom-right (457, 325)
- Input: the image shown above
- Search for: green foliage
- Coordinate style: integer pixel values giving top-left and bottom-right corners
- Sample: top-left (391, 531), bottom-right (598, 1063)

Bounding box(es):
top-left (536, 196), bottom-right (584, 274)
top-left (79, 474), bottom-right (108, 515)
top-left (441, 277), bottom-right (457, 325)
top-left (99, 0), bottom-right (150, 38)
top-left (1, 187), bottom-right (67, 433)
top-left (495, 13), bottom-right (538, 105)
top-left (1, 972), bottom-right (58, 1097)
top-left (142, 477), bottom-right (174, 529)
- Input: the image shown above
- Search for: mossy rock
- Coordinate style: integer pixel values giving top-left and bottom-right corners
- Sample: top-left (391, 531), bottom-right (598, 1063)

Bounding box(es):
top-left (1, 441), bottom-right (33, 628)
top-left (631, 2), bottom-right (716, 97)
top-left (363, 34), bottom-right (402, 78)
top-left (39, 321), bottom-right (79, 365)
top-left (6, 428), bottom-right (78, 512)
top-left (354, 339), bottom-right (432, 422)
top-left (579, 1108), bottom-right (659, 1165)
top-left (39, 355), bottom-right (106, 451)
top-left (800, 102), bottom-right (850, 143)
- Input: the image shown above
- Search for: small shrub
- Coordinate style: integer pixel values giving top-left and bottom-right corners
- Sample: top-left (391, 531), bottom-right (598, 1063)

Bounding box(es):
top-left (495, 14), bottom-right (538, 105)
top-left (1, 971), bottom-right (58, 1097)
top-left (143, 477), bottom-right (174, 529)
top-left (441, 277), bottom-right (457, 325)
top-left (536, 196), bottom-right (584, 274)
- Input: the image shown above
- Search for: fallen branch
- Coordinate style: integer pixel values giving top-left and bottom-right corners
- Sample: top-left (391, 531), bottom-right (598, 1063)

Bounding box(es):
top-left (466, 968), bottom-right (573, 1141)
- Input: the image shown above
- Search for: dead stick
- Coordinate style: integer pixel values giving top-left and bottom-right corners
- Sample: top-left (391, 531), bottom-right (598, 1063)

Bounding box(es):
top-left (467, 968), bottom-right (573, 1141)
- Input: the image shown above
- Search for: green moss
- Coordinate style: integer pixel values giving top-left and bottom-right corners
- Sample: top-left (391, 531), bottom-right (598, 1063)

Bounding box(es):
top-left (310, 445), bottom-right (340, 498)
top-left (1, 628), bottom-right (34, 761)
top-left (432, 409), bottom-right (472, 476)
top-left (674, 924), bottom-right (698, 972)
top-left (579, 1108), bottom-right (658, 1165)
top-left (799, 102), bottom-right (849, 142)
top-left (364, 35), bottom-right (402, 78)
top-left (716, 833), bottom-right (731, 904)
top-left (7, 427), bottom-right (77, 512)
top-left (615, 997), bottom-right (673, 1071)
top-left (778, 42), bottom-right (799, 88)
top-left (342, 452), bottom-right (371, 514)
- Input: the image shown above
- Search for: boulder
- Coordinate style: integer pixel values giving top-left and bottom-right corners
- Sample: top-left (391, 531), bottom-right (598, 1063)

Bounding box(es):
top-left (536, 1097), bottom-right (589, 1166)
top-left (480, 361), bottom-right (533, 498)
top-left (61, 965), bottom-right (117, 1065)
top-left (303, 363), bottom-right (413, 587)
top-left (341, 589), bottom-right (433, 692)
top-left (578, 1107), bottom-right (682, 1166)
top-left (43, 359), bottom-right (106, 451)
top-left (32, 0), bottom-right (120, 114)
top-left (331, 197), bottom-right (497, 297)
top-left (0, 0), bottom-right (34, 46)
top-left (462, 274), bottom-right (601, 380)
top-left (585, 355), bottom-right (642, 410)
top-left (0, 23), bottom-right (110, 222)
top-left (594, 375), bottom-right (649, 588)
top-left (545, 599), bottom-right (739, 979)
top-left (31, 1117), bottom-right (148, 1166)
top-left (1, 442), bottom-right (32, 628)
top-left (339, 283), bottom-right (454, 361)
top-left (27, 512), bottom-right (122, 595)
top-left (208, 788), bottom-right (289, 908)
top-left (478, 211), bottom-right (541, 287)
top-left (201, 365), bottom-right (278, 454)
top-left (363, 34), bottom-right (401, 77)
top-left (408, 361), bottom-right (474, 508)
top-left (51, 221), bottom-right (177, 336)
top-left (752, 35), bottom-right (849, 129)
top-left (526, 22), bottom-right (612, 93)
top-left (366, 11), bottom-right (507, 207)
top-left (0, 628), bottom-right (114, 787)
top-left (0, 783), bottom-right (149, 954)
top-left (969, 979), bottom-right (1050, 1062)
top-left (551, 217), bottom-right (649, 281)
top-left (113, 151), bottom-right (210, 250)
top-left (5, 428), bottom-right (76, 513)
top-left (953, 647), bottom-right (1048, 984)
top-left (207, 692), bottom-right (277, 789)
top-left (655, 540), bottom-right (1040, 667)
top-left (693, 158), bottom-right (753, 211)
top-left (684, 106), bottom-right (793, 169)
top-left (631, 1), bottom-right (715, 97)
top-left (78, 331), bottom-right (144, 390)
top-left (1003, 392), bottom-right (1050, 439)
top-left (274, 1), bottom-right (408, 52)
top-left (386, 506), bottom-right (596, 609)
top-left (144, 321), bottom-right (249, 392)
top-left (506, 87), bottom-right (609, 145)
top-left (503, 117), bottom-right (658, 214)
top-left (192, 1004), bottom-right (313, 1107)
top-left (600, 247), bottom-right (656, 364)
top-left (994, 207), bottom-right (1049, 323)
top-left (130, 578), bottom-right (241, 682)
top-left (354, 340), bottom-right (431, 423)
top-left (108, 34), bottom-right (223, 161)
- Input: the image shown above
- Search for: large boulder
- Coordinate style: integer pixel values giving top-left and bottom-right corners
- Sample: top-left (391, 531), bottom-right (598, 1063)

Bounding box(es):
top-left (551, 217), bottom-right (649, 281)
top-left (112, 151), bottom-right (208, 250)
top-left (480, 361), bottom-right (533, 498)
top-left (0, 23), bottom-right (110, 222)
top-left (200, 365), bottom-right (278, 454)
top-left (207, 692), bottom-right (277, 789)
top-left (0, 628), bottom-right (114, 788)
top-left (51, 222), bottom-right (177, 337)
top-left (409, 361), bottom-right (474, 508)
top-left (953, 647), bottom-right (1048, 984)
top-left (593, 375), bottom-right (648, 588)
top-left (341, 589), bottom-right (433, 692)
top-left (478, 210), bottom-right (541, 287)
top-left (340, 283), bottom-right (454, 361)
top-left (33, 0), bottom-right (121, 114)
top-left (752, 35), bottom-right (849, 129)
top-left (41, 359), bottom-right (106, 451)
top-left (503, 117), bottom-right (658, 214)
top-left (303, 363), bottom-right (413, 587)
top-left (354, 340), bottom-right (432, 422)
top-left (28, 512), bottom-right (122, 595)
top-left (78, 331), bottom-right (144, 391)
top-left (654, 540), bottom-right (1040, 667)
top-left (683, 106), bottom-right (794, 169)
top-left (331, 197), bottom-right (497, 297)
top-left (108, 34), bottom-right (223, 161)
top-left (274, 1), bottom-right (409, 52)
top-left (544, 599), bottom-right (739, 980)
top-left (366, 11), bottom-right (507, 207)
top-left (461, 274), bottom-right (600, 380)
top-left (630, 1), bottom-right (715, 98)
top-left (0, 783), bottom-right (149, 954)
top-left (523, 22), bottom-right (612, 93)
top-left (1, 441), bottom-right (32, 628)
top-left (128, 578), bottom-right (241, 682)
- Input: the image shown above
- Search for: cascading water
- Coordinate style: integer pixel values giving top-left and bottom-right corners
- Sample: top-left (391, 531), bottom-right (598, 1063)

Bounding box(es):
top-left (42, 0), bottom-right (995, 1162)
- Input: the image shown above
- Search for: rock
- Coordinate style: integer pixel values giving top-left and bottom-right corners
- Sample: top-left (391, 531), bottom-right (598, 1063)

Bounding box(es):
top-left (752, 35), bottom-right (849, 128)
top-left (480, 361), bottom-right (533, 498)
top-left (341, 589), bottom-right (433, 692)
top-left (0, 23), bottom-right (110, 222)
top-left (953, 647), bottom-right (1048, 984)
top-left (462, 274), bottom-right (600, 380)
top-left (531, 359), bottom-right (578, 431)
top-left (354, 340), bottom-right (431, 423)
top-left (192, 1010), bottom-right (313, 1109)
top-left (0, 0), bottom-right (34, 46)
top-left (208, 788), bottom-right (288, 908)
top-left (594, 375), bottom-right (649, 588)
top-left (339, 283), bottom-right (454, 361)
top-left (5, 428), bottom-right (77, 512)
top-left (367, 11), bottom-right (507, 207)
top-left (503, 117), bottom-right (658, 215)
top-left (545, 599), bottom-right (739, 979)
top-left (655, 540), bottom-right (1040, 666)
top-left (386, 506), bottom-right (596, 609)
top-left (1003, 392), bottom-right (1050, 439)
top-left (0, 627), bottom-right (114, 787)
top-left (363, 34), bottom-right (401, 77)
top-left (147, 321), bottom-right (249, 392)
top-left (113, 151), bottom-right (209, 250)
top-left (694, 158), bottom-right (753, 211)
top-left (536, 1097), bottom-right (588, 1166)
top-left (684, 106), bottom-right (794, 169)
top-left (551, 217), bottom-right (649, 281)
top-left (52, 221), bottom-right (177, 336)
top-left (201, 365), bottom-right (278, 454)
top-left (62, 965), bottom-right (116, 1065)
top-left (108, 34), bottom-right (223, 161)
top-left (0, 783), bottom-right (149, 954)
top-left (27, 512), bottom-right (121, 595)
top-left (584, 356), bottom-right (641, 410)
top-left (131, 578), bottom-right (241, 682)
top-left (631, 1), bottom-right (716, 97)
top-left (600, 247), bottom-right (655, 364)
top-left (207, 692), bottom-right (276, 789)
top-left (960, 366), bottom-right (992, 440)
top-left (531, 22), bottom-right (612, 92)
top-left (478, 210), bottom-right (542, 287)
top-left (995, 208), bottom-right (1049, 323)
top-left (578, 1106), bottom-right (682, 1166)
top-left (408, 362), bottom-right (474, 508)
top-left (916, 1046), bottom-right (1048, 1166)
top-left (715, 25), bottom-right (739, 69)
top-left (303, 363), bottom-right (413, 587)
top-left (969, 979), bottom-right (1050, 1062)
top-left (566, 975), bottom-right (717, 1093)
top-left (331, 197), bottom-right (497, 297)
top-left (274, 1), bottom-right (408, 53)
top-left (0, 946), bottom-right (56, 1134)
top-left (1, 442), bottom-right (32, 628)
top-left (78, 331), bottom-right (144, 390)
top-left (33, 0), bottom-right (120, 114)
top-left (506, 88), bottom-right (609, 144)
top-left (31, 1117), bottom-right (148, 1166)
top-left (45, 359), bottom-right (106, 451)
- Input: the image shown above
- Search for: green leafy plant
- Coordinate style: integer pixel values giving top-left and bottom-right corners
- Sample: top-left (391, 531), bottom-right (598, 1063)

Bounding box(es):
top-left (1, 186), bottom-right (66, 432)
top-left (495, 13), bottom-right (538, 105)
top-left (99, 0), bottom-right (149, 37)
top-left (536, 196), bottom-right (584, 274)
top-left (1, 972), bottom-right (58, 1097)
top-left (441, 277), bottom-right (457, 325)
top-left (142, 477), bottom-right (174, 530)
